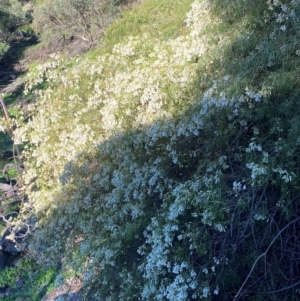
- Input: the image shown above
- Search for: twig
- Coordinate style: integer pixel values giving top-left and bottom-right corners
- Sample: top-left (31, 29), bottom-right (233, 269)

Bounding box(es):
top-left (233, 216), bottom-right (300, 301)
top-left (254, 279), bottom-right (300, 294)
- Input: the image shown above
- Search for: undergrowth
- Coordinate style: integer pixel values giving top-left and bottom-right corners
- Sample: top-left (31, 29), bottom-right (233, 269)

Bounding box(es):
top-left (1, 0), bottom-right (300, 300)
top-left (0, 258), bottom-right (56, 301)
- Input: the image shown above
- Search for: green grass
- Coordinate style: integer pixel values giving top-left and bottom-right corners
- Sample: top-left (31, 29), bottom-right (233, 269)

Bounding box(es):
top-left (0, 259), bottom-right (57, 301)
top-left (86, 0), bottom-right (193, 59)
top-left (106, 0), bottom-right (192, 41)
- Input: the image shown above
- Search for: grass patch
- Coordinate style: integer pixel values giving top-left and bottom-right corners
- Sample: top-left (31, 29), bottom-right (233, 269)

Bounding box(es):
top-left (0, 259), bottom-right (57, 301)
top-left (87, 0), bottom-right (193, 58)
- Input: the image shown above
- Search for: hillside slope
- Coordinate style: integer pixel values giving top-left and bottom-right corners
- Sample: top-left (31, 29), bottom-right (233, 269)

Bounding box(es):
top-left (1, 0), bottom-right (300, 300)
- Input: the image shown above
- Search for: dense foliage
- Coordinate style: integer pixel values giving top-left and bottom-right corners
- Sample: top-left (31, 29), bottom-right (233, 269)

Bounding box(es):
top-left (1, 0), bottom-right (300, 300)
top-left (0, 0), bottom-right (26, 60)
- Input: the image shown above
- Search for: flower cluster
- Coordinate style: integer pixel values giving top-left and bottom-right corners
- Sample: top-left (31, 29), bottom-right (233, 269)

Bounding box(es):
top-left (266, 0), bottom-right (297, 31)
top-left (13, 1), bottom-right (212, 215)
top-left (8, 0), bottom-right (300, 300)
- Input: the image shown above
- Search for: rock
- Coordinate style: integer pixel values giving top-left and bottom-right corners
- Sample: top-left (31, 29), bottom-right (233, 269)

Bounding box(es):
top-left (42, 277), bottom-right (83, 301)
top-left (0, 285), bottom-right (9, 298)
top-left (16, 277), bottom-right (24, 288)
top-left (0, 228), bottom-right (21, 256)
top-left (69, 293), bottom-right (81, 301)
top-left (1, 150), bottom-right (13, 160)
top-left (0, 249), bottom-right (18, 269)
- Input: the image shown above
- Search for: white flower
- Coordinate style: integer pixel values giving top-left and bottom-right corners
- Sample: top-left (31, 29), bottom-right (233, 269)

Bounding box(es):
top-left (201, 287), bottom-right (210, 298)
top-left (280, 25), bottom-right (287, 31)
top-left (254, 213), bottom-right (267, 221)
top-left (213, 286), bottom-right (219, 295)
top-left (215, 223), bottom-right (226, 232)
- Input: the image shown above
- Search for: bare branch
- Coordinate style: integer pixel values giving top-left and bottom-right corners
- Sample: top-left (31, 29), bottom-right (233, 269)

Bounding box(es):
top-left (233, 216), bottom-right (300, 301)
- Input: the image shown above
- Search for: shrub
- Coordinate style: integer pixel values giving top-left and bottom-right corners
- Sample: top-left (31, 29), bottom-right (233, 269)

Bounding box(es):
top-left (0, 0), bottom-right (26, 60)
top-left (6, 0), bottom-right (300, 300)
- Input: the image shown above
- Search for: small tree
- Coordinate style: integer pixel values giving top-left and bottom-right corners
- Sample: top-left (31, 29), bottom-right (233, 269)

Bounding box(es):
top-left (32, 0), bottom-right (121, 44)
top-left (0, 0), bottom-right (26, 60)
